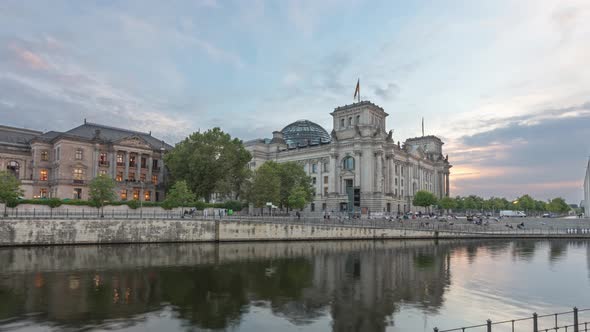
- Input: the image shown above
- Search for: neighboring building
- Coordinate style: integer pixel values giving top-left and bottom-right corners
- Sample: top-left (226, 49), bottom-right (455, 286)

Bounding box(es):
top-left (584, 159), bottom-right (590, 217)
top-left (0, 121), bottom-right (173, 201)
top-left (245, 100), bottom-right (451, 214)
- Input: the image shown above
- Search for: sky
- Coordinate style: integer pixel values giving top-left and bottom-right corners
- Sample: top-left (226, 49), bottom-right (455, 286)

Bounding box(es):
top-left (1, 0), bottom-right (590, 203)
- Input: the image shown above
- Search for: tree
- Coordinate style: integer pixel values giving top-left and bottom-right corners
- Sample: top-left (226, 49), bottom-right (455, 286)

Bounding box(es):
top-left (547, 197), bottom-right (570, 215)
top-left (288, 186), bottom-right (312, 211)
top-left (0, 171), bottom-right (23, 217)
top-left (438, 197), bottom-right (457, 214)
top-left (413, 190), bottom-right (438, 212)
top-left (516, 194), bottom-right (535, 214)
top-left (89, 175), bottom-right (117, 217)
top-left (246, 161), bottom-right (281, 212)
top-left (244, 161), bottom-right (314, 213)
top-left (164, 128), bottom-right (251, 202)
top-left (163, 180), bottom-right (196, 212)
top-left (277, 162), bottom-right (313, 211)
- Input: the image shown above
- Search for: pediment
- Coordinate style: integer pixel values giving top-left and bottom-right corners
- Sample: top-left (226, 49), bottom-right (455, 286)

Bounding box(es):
top-left (116, 135), bottom-right (152, 149)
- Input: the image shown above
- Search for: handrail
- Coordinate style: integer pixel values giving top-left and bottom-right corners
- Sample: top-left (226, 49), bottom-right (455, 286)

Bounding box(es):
top-left (435, 307), bottom-right (590, 332)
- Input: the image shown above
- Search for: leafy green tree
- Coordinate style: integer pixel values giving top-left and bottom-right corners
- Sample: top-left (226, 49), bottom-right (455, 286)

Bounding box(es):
top-left (438, 197), bottom-right (457, 214)
top-left (164, 128), bottom-right (251, 202)
top-left (288, 186), bottom-right (312, 210)
top-left (547, 197), bottom-right (570, 214)
top-left (0, 171), bottom-right (23, 217)
top-left (89, 175), bottom-right (117, 217)
top-left (413, 190), bottom-right (438, 212)
top-left (246, 161), bottom-right (281, 211)
top-left (516, 194), bottom-right (535, 214)
top-left (163, 180), bottom-right (197, 212)
top-left (277, 162), bottom-right (313, 210)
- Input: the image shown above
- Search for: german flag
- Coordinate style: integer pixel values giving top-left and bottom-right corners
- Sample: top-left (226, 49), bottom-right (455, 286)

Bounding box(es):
top-left (353, 79), bottom-right (360, 101)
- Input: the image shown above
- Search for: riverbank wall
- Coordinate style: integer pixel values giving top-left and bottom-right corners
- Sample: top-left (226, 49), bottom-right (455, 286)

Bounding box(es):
top-left (1, 218), bottom-right (589, 246)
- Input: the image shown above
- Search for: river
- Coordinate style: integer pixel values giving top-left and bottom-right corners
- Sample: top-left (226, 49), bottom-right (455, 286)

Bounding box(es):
top-left (0, 240), bottom-right (589, 331)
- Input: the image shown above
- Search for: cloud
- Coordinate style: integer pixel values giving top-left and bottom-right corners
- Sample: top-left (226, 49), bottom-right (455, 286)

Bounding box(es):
top-left (374, 83), bottom-right (400, 100)
top-left (9, 45), bottom-right (50, 70)
top-left (449, 102), bottom-right (590, 201)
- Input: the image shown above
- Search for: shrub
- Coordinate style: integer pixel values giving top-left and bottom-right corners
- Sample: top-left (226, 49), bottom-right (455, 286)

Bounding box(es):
top-left (126, 200), bottom-right (140, 209)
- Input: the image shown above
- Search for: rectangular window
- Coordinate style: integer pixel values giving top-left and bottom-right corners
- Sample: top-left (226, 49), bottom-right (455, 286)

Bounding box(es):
top-left (40, 169), bottom-right (48, 181)
top-left (73, 188), bottom-right (82, 200)
top-left (99, 152), bottom-right (108, 166)
top-left (73, 168), bottom-right (83, 180)
top-left (41, 151), bottom-right (49, 161)
top-left (323, 162), bottom-right (329, 172)
top-left (322, 203), bottom-right (327, 211)
top-left (324, 176), bottom-right (328, 184)
top-left (99, 169), bottom-right (107, 176)
top-left (40, 188), bottom-right (48, 198)
top-left (152, 175), bottom-right (158, 185)
top-left (116, 172), bottom-right (123, 182)
top-left (129, 155), bottom-right (136, 167)
top-left (395, 178), bottom-right (398, 185)
top-left (133, 189), bottom-right (140, 200)
top-left (152, 159), bottom-right (159, 169)
top-left (310, 203), bottom-right (315, 212)
top-left (144, 190), bottom-right (151, 201)
top-left (141, 157), bottom-right (147, 168)
top-left (75, 149), bottom-right (83, 160)
top-left (117, 153), bottom-right (124, 166)
top-left (312, 177), bottom-right (316, 185)
top-left (121, 190), bottom-right (127, 201)
top-left (312, 164), bottom-right (317, 173)
top-left (140, 173), bottom-right (146, 181)
top-left (129, 172), bottom-right (135, 181)
top-left (56, 147), bottom-right (60, 161)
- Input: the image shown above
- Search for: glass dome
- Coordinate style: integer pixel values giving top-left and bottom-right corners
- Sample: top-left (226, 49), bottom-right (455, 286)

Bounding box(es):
top-left (281, 120), bottom-right (331, 146)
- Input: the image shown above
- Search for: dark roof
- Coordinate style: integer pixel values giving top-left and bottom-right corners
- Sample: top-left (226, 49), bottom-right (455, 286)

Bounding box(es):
top-left (0, 125), bottom-right (42, 147)
top-left (64, 122), bottom-right (173, 150)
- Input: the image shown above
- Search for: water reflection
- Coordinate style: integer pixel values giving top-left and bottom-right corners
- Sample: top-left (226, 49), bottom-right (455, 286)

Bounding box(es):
top-left (0, 240), bottom-right (588, 332)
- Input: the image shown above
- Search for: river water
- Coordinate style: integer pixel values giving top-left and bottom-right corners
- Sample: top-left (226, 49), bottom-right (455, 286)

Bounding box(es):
top-left (0, 240), bottom-right (589, 332)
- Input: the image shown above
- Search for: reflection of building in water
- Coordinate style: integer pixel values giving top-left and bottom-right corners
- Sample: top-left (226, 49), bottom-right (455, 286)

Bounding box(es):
top-left (0, 241), bottom-right (454, 331)
top-left (307, 244), bottom-right (451, 331)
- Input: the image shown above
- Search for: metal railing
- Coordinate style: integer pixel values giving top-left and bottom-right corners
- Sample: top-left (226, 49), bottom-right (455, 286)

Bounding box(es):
top-left (435, 307), bottom-right (590, 332)
top-left (1, 211), bottom-right (590, 236)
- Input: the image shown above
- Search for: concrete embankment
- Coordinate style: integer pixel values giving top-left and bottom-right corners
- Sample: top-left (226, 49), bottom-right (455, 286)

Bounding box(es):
top-left (0, 218), bottom-right (589, 246)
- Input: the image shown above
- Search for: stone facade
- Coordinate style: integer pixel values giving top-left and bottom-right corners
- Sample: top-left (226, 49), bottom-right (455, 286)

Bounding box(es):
top-left (0, 122), bottom-right (173, 202)
top-left (245, 101), bottom-right (451, 214)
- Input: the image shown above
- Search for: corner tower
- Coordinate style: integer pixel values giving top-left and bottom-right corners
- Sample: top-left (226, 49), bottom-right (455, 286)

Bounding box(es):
top-left (330, 101), bottom-right (388, 140)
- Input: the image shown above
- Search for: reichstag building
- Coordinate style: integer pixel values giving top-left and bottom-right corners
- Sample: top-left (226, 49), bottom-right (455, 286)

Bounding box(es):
top-left (245, 100), bottom-right (452, 214)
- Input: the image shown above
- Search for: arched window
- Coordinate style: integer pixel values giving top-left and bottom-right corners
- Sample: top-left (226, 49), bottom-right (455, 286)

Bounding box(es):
top-left (342, 156), bottom-right (355, 170)
top-left (348, 117), bottom-right (352, 126)
top-left (7, 161), bottom-right (19, 179)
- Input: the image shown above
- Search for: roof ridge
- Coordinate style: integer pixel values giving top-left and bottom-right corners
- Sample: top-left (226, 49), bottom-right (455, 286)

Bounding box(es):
top-left (82, 122), bottom-right (151, 136)
top-left (0, 124), bottom-right (43, 135)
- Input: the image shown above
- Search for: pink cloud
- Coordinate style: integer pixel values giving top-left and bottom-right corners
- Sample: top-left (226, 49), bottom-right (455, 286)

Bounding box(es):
top-left (9, 45), bottom-right (50, 70)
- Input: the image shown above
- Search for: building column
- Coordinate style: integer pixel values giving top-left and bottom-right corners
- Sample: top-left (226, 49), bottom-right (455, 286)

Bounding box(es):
top-left (124, 151), bottom-right (129, 180)
top-left (354, 150), bottom-right (363, 190)
top-left (375, 151), bottom-right (383, 193)
top-left (445, 172), bottom-right (450, 197)
top-left (147, 155), bottom-right (153, 181)
top-left (110, 150), bottom-right (116, 178)
top-left (93, 146), bottom-right (99, 177)
top-left (329, 153), bottom-right (337, 194)
top-left (136, 153), bottom-right (141, 182)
